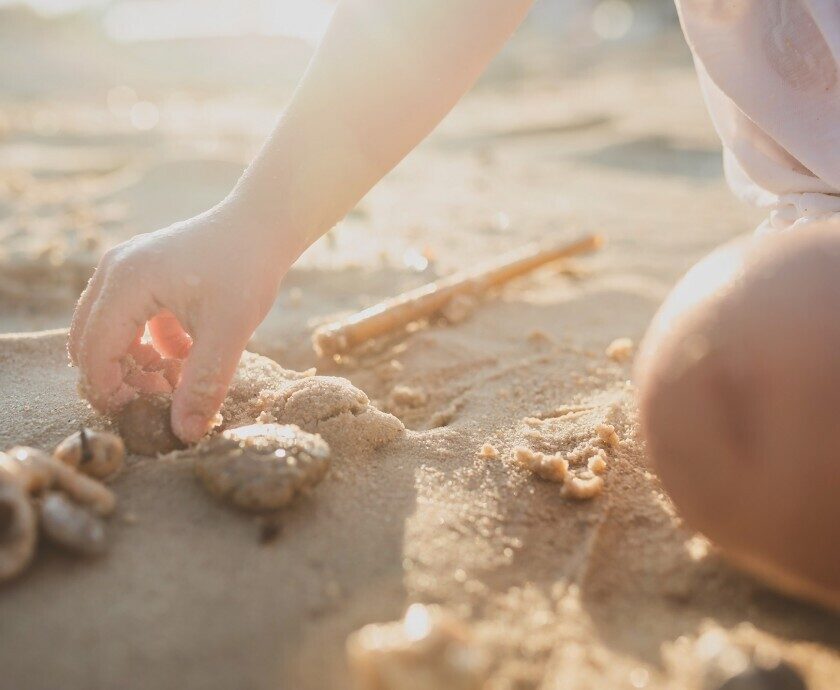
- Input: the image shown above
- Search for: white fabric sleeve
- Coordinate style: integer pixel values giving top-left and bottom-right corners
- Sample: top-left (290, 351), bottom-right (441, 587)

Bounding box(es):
top-left (675, 0), bottom-right (840, 232)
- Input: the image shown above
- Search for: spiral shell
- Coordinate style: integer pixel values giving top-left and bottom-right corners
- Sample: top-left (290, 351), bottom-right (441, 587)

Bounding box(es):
top-left (2, 446), bottom-right (115, 516)
top-left (0, 465), bottom-right (37, 582)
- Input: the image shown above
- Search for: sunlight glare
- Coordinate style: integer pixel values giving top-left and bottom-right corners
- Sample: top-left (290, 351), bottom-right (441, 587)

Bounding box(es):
top-left (403, 604), bottom-right (433, 642)
top-left (591, 0), bottom-right (634, 41)
top-left (402, 248), bottom-right (429, 272)
top-left (130, 101), bottom-right (159, 130)
top-left (0, 0), bottom-right (107, 15)
top-left (106, 85), bottom-right (137, 118)
top-left (103, 0), bottom-right (334, 44)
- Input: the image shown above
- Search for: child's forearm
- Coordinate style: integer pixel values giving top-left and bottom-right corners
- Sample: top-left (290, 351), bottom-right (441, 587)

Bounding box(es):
top-left (230, 0), bottom-right (533, 255)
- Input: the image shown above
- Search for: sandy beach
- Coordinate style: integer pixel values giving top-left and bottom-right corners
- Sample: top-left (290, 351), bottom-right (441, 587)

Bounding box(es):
top-left (1, 4), bottom-right (838, 689)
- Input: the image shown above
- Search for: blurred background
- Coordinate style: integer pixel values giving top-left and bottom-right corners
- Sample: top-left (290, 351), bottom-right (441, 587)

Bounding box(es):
top-left (0, 0), bottom-right (758, 361)
top-left (0, 1), bottom-right (679, 95)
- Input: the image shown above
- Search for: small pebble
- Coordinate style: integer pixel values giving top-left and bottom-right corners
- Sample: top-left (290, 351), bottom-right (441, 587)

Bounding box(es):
top-left (117, 394), bottom-right (185, 456)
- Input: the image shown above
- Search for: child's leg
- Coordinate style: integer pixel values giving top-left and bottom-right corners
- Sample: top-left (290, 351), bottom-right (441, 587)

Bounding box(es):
top-left (636, 221), bottom-right (840, 611)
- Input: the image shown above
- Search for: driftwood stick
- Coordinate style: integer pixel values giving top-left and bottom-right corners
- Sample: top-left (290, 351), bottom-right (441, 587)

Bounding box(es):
top-left (312, 233), bottom-right (603, 357)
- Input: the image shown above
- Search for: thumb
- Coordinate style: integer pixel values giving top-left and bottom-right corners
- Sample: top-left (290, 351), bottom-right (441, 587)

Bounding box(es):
top-left (170, 328), bottom-right (246, 443)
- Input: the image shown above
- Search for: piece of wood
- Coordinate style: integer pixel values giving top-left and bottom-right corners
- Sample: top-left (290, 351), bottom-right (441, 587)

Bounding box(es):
top-left (312, 233), bottom-right (603, 357)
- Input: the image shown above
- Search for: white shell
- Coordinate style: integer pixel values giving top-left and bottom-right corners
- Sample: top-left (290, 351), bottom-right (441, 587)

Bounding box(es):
top-left (40, 492), bottom-right (107, 556)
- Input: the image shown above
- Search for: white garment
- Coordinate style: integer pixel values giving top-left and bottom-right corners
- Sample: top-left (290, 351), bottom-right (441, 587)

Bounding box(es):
top-left (675, 0), bottom-right (840, 232)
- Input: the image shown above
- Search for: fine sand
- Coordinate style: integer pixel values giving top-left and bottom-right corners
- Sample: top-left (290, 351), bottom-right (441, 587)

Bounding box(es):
top-left (1, 9), bottom-right (838, 690)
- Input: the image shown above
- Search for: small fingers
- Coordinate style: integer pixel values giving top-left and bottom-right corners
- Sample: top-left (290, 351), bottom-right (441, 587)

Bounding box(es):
top-left (161, 358), bottom-right (183, 388)
top-left (128, 333), bottom-right (163, 369)
top-left (125, 333), bottom-right (182, 393)
top-left (149, 310), bottom-right (193, 359)
top-left (171, 327), bottom-right (247, 443)
top-left (124, 367), bottom-right (173, 395)
top-left (78, 275), bottom-right (156, 412)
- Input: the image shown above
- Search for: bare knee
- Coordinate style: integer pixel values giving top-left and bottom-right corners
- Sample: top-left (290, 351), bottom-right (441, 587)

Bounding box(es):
top-left (637, 224), bottom-right (840, 610)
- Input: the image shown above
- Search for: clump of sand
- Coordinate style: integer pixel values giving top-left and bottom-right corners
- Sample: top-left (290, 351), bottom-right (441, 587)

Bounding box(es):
top-left (513, 446), bottom-right (568, 482)
top-left (104, 350), bottom-right (404, 460)
top-left (477, 443), bottom-right (499, 459)
top-left (605, 337), bottom-right (634, 363)
top-left (388, 384), bottom-right (428, 411)
top-left (221, 352), bottom-right (405, 457)
top-left (346, 603), bottom-right (489, 690)
top-left (518, 396), bottom-right (627, 460)
top-left (511, 396), bottom-right (627, 500)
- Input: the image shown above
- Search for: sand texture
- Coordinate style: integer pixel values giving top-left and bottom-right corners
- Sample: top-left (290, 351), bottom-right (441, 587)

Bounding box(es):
top-left (0, 7), bottom-right (838, 690)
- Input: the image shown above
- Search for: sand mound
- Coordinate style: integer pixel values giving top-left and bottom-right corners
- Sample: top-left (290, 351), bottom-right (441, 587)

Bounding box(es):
top-left (0, 330), bottom-right (419, 690)
top-left (221, 351), bottom-right (405, 456)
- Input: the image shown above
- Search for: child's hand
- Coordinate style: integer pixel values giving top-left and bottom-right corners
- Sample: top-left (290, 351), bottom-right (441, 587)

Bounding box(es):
top-left (68, 202), bottom-right (292, 443)
top-left (68, 0), bottom-right (534, 444)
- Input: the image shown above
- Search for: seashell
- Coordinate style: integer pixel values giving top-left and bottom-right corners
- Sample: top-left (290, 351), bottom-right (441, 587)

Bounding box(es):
top-left (0, 446), bottom-right (52, 494)
top-left (39, 492), bottom-right (107, 556)
top-left (54, 428), bottom-right (125, 479)
top-left (0, 465), bottom-right (37, 582)
top-left (194, 423), bottom-right (330, 511)
top-left (2, 446), bottom-right (115, 516)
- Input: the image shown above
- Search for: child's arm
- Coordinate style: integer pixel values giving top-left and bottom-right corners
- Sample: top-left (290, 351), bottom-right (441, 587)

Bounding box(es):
top-left (68, 0), bottom-right (533, 442)
top-left (239, 0), bottom-right (534, 246)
